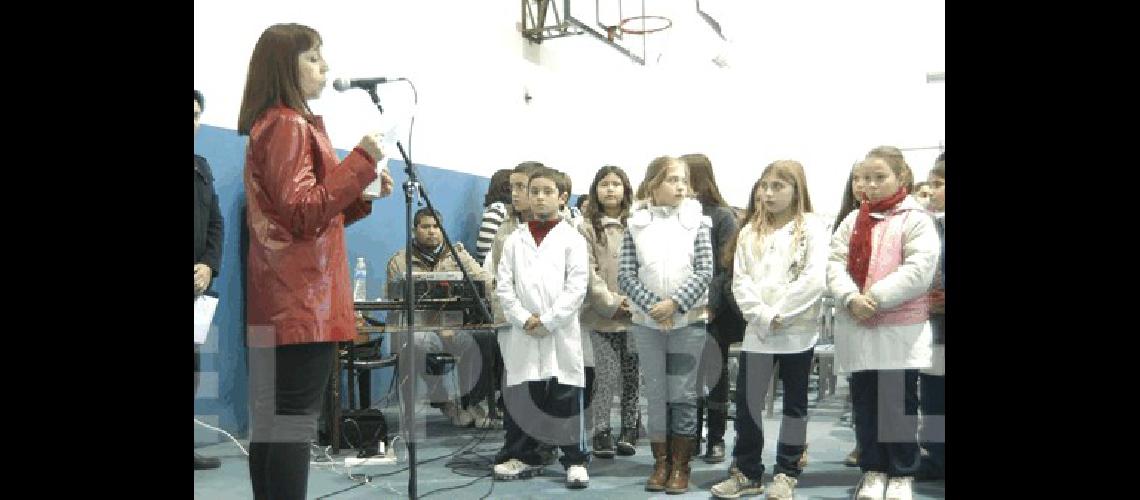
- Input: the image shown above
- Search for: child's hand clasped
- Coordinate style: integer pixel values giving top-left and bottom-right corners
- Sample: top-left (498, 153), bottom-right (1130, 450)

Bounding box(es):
top-left (648, 299), bottom-right (677, 323)
top-left (524, 314), bottom-right (545, 335)
top-left (848, 294), bottom-right (878, 321)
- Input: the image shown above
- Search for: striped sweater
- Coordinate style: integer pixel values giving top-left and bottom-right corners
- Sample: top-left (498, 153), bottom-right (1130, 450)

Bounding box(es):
top-left (475, 202), bottom-right (507, 264)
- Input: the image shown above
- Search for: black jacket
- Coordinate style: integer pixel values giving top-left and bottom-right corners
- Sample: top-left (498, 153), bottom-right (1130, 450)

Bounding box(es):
top-left (194, 155), bottom-right (224, 277)
top-left (703, 203), bottom-right (745, 342)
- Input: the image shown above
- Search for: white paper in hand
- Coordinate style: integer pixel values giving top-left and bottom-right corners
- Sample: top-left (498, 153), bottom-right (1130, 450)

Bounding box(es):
top-left (362, 118), bottom-right (401, 199)
top-left (194, 295), bottom-right (219, 344)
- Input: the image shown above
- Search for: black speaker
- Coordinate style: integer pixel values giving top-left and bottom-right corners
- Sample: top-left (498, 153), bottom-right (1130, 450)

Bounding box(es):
top-left (319, 409), bottom-right (389, 457)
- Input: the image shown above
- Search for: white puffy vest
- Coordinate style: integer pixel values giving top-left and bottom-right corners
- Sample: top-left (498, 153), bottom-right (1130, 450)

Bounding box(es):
top-left (626, 198), bottom-right (710, 329)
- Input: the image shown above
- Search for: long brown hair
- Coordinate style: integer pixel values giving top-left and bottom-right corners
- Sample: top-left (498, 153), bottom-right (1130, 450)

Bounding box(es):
top-left (583, 165), bottom-right (633, 248)
top-left (484, 169), bottom-right (513, 207)
top-left (237, 24), bottom-right (322, 135)
top-left (635, 155), bottom-right (689, 203)
top-left (680, 153), bottom-right (728, 207)
top-left (931, 151), bottom-right (946, 178)
top-left (833, 161), bottom-right (863, 231)
top-left (723, 160), bottom-right (814, 274)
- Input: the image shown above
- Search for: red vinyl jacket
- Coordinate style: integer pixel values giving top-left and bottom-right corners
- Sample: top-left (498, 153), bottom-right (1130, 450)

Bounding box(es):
top-left (244, 104), bottom-right (377, 348)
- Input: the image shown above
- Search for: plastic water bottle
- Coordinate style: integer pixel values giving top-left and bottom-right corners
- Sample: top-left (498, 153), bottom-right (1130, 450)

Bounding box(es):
top-left (353, 257), bottom-right (368, 302)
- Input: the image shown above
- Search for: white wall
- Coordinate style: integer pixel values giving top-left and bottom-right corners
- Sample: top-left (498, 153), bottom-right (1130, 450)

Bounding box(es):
top-left (194, 0), bottom-right (944, 220)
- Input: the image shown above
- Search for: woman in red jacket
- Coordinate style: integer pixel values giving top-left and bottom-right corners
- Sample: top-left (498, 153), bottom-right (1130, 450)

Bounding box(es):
top-left (237, 23), bottom-right (393, 500)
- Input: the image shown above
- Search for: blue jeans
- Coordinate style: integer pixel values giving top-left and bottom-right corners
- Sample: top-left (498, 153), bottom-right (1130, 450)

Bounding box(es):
top-left (632, 323), bottom-right (707, 440)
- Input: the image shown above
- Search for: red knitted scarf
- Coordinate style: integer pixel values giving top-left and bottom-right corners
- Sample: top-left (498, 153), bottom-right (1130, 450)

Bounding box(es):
top-left (847, 187), bottom-right (908, 290)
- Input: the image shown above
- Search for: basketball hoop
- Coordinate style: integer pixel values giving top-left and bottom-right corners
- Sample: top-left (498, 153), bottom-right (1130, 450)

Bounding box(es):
top-left (618, 15), bottom-right (672, 35)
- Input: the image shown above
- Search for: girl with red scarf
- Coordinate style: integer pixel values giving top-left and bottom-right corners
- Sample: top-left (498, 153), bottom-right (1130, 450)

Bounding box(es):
top-left (827, 146), bottom-right (941, 500)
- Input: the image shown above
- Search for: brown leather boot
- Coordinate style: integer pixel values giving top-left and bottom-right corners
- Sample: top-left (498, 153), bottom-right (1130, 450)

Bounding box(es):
top-left (665, 434), bottom-right (695, 494)
top-left (646, 440), bottom-right (670, 491)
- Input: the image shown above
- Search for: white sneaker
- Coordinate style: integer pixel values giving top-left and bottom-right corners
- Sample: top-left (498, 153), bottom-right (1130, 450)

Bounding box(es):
top-left (469, 403), bottom-right (502, 428)
top-left (566, 464), bottom-right (589, 489)
top-left (766, 473), bottom-right (797, 499)
top-left (467, 402), bottom-right (488, 422)
top-left (710, 467), bottom-right (764, 498)
top-left (884, 476), bottom-right (913, 500)
top-left (493, 458), bottom-right (542, 480)
top-left (475, 416), bottom-right (504, 429)
top-left (856, 471), bottom-right (887, 500)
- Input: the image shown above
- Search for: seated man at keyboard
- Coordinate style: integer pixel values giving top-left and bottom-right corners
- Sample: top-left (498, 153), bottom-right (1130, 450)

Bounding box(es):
top-left (386, 208), bottom-right (493, 427)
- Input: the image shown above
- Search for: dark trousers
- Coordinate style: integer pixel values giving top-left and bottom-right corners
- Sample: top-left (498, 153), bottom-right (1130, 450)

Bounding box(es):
top-left (358, 373), bottom-right (373, 409)
top-left (584, 366), bottom-right (595, 430)
top-left (851, 369), bottom-right (921, 477)
top-left (732, 349), bottom-right (814, 480)
top-left (194, 344), bottom-right (201, 399)
top-left (459, 331), bottom-right (499, 408)
top-left (920, 372), bottom-right (945, 474)
top-left (248, 342), bottom-right (336, 500)
top-left (495, 377), bottom-right (589, 469)
top-left (194, 345), bottom-right (201, 453)
top-left (921, 315), bottom-right (945, 475)
top-left (697, 322), bottom-right (736, 444)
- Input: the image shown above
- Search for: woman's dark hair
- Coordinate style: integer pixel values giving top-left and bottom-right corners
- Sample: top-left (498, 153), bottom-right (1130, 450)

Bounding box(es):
top-left (194, 90), bottom-right (204, 110)
top-left (574, 195), bottom-right (588, 210)
top-left (555, 171), bottom-right (572, 201)
top-left (237, 23), bottom-right (323, 135)
top-left (680, 153), bottom-right (728, 207)
top-left (833, 161), bottom-right (862, 231)
top-left (583, 165), bottom-right (633, 248)
top-left (484, 169), bottom-right (513, 207)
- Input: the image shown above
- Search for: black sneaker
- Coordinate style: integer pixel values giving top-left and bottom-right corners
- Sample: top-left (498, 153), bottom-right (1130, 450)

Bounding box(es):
top-left (704, 441), bottom-right (726, 464)
top-left (593, 430), bottom-right (615, 458)
top-left (537, 444), bottom-right (560, 466)
top-left (915, 459), bottom-right (945, 481)
top-left (615, 428), bottom-right (638, 456)
top-left (194, 452), bottom-right (221, 470)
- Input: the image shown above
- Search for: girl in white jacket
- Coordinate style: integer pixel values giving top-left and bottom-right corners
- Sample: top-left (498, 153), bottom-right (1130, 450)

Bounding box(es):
top-left (709, 160), bottom-right (829, 500)
top-left (828, 146), bottom-right (941, 500)
top-left (617, 155), bottom-right (714, 494)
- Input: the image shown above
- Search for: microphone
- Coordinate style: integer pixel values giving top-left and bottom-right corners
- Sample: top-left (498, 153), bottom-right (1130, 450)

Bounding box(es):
top-left (332, 77), bottom-right (406, 92)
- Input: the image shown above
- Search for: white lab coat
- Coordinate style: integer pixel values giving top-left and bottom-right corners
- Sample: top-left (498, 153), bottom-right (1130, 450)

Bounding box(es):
top-left (826, 197), bottom-right (941, 373)
top-left (732, 214), bottom-right (830, 354)
top-left (496, 220), bottom-right (589, 387)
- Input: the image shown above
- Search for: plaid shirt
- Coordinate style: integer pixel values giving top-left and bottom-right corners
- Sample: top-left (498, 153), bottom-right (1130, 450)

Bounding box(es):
top-left (617, 224), bottom-right (714, 314)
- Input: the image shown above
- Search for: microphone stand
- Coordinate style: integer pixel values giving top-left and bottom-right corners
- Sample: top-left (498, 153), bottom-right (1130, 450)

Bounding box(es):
top-left (364, 85), bottom-right (493, 499)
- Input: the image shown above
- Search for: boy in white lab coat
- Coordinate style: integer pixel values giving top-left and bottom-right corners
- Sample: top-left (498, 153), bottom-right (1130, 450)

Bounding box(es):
top-left (492, 166), bottom-right (592, 489)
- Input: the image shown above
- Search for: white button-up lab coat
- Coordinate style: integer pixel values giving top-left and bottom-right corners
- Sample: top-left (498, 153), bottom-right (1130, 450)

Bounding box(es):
top-left (495, 220), bottom-right (589, 388)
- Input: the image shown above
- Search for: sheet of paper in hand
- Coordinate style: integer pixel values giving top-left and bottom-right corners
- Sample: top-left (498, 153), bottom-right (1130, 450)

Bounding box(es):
top-left (194, 295), bottom-right (219, 344)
